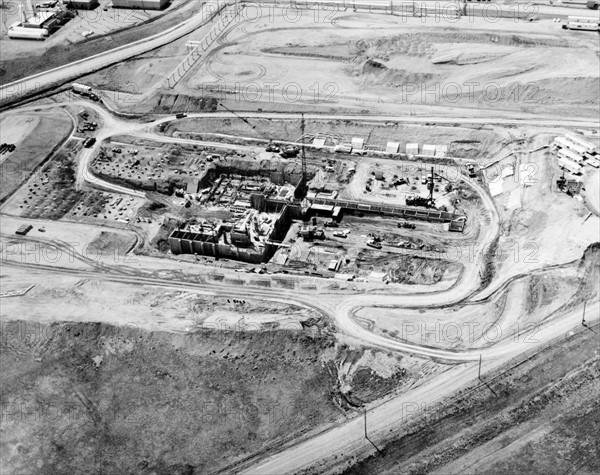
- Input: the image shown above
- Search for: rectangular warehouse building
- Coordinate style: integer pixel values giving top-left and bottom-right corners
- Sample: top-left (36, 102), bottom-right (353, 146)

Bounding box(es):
top-left (112, 0), bottom-right (169, 9)
top-left (64, 0), bottom-right (99, 9)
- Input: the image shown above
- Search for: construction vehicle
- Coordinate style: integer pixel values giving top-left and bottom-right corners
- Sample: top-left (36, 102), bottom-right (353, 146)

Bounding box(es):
top-left (72, 83), bottom-right (92, 94)
top-left (333, 231), bottom-right (347, 238)
top-left (366, 239), bottom-right (382, 249)
top-left (398, 221), bottom-right (416, 229)
top-left (324, 220), bottom-right (339, 227)
top-left (72, 83), bottom-right (99, 101)
top-left (280, 145), bottom-right (300, 158)
top-left (266, 142), bottom-right (280, 153)
top-left (83, 137), bottom-right (96, 148)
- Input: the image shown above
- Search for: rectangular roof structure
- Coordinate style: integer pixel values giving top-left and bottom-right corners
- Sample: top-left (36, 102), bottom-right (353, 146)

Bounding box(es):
top-left (25, 11), bottom-right (55, 26)
top-left (489, 180), bottom-right (504, 197)
top-left (310, 203), bottom-right (334, 212)
top-left (406, 143), bottom-right (419, 154)
top-left (435, 145), bottom-right (448, 157)
top-left (501, 165), bottom-right (514, 178)
top-left (386, 141), bottom-right (400, 153)
top-left (565, 133), bottom-right (597, 153)
top-left (558, 147), bottom-right (584, 163)
top-left (555, 136), bottom-right (588, 156)
top-left (422, 144), bottom-right (437, 156)
top-left (313, 138), bottom-right (326, 148)
top-left (351, 137), bottom-right (364, 150)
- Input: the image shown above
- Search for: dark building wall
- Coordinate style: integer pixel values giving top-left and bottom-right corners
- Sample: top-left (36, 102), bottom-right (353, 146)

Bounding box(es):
top-left (64, 0), bottom-right (99, 9)
top-left (112, 0), bottom-right (169, 9)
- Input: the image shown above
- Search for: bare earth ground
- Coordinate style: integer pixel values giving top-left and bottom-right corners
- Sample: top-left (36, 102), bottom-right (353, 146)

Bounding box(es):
top-left (0, 108), bottom-right (72, 203)
top-left (83, 11), bottom-right (600, 117)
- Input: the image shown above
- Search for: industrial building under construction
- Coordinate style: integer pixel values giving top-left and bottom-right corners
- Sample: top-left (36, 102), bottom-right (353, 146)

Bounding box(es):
top-left (8, 0), bottom-right (71, 40)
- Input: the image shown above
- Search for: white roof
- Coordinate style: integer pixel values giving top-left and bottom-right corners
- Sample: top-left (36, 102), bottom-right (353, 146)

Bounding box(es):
top-left (406, 143), bottom-right (419, 152)
top-left (351, 137), bottom-right (364, 150)
top-left (26, 11), bottom-right (55, 26)
top-left (386, 142), bottom-right (400, 153)
top-left (435, 145), bottom-right (448, 157)
top-left (501, 165), bottom-right (514, 178)
top-left (558, 147), bottom-right (584, 163)
top-left (565, 132), bottom-right (597, 151)
top-left (423, 144), bottom-right (436, 155)
top-left (489, 180), bottom-right (504, 197)
top-left (313, 138), bottom-right (326, 148)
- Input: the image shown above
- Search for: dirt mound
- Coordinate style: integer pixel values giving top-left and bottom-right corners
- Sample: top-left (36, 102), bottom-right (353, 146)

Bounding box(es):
top-left (151, 93), bottom-right (219, 114)
top-left (575, 242), bottom-right (600, 299)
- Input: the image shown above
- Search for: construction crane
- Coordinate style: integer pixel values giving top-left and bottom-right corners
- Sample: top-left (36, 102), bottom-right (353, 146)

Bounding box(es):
top-left (217, 102), bottom-right (272, 142)
top-left (293, 113), bottom-right (308, 200)
top-left (301, 113), bottom-right (307, 189)
top-left (427, 166), bottom-right (435, 206)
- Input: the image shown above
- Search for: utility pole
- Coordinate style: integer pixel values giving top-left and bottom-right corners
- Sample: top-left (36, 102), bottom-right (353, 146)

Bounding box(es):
top-left (364, 407), bottom-right (367, 438)
top-left (582, 301), bottom-right (587, 326)
top-left (478, 354), bottom-right (482, 380)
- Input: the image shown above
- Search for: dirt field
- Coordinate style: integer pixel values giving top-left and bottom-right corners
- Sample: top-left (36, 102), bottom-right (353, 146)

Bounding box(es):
top-left (0, 109), bottom-right (72, 203)
top-left (175, 10), bottom-right (599, 117)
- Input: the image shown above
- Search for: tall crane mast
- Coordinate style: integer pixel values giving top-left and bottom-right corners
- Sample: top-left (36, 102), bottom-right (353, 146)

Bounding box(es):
top-left (301, 113), bottom-right (307, 187)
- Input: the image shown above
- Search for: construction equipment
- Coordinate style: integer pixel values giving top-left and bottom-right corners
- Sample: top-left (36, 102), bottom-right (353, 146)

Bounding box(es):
top-left (366, 239), bottom-right (382, 249)
top-left (72, 83), bottom-right (99, 101)
top-left (397, 221), bottom-right (416, 229)
top-left (266, 141), bottom-right (280, 153)
top-left (280, 145), bottom-right (300, 158)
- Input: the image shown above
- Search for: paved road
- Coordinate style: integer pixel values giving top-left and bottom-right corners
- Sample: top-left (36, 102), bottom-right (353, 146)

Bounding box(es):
top-left (241, 301), bottom-right (599, 475)
top-left (0, 0), bottom-right (230, 106)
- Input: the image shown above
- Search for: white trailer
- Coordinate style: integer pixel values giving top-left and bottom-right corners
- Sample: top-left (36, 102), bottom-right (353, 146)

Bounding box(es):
top-left (565, 21), bottom-right (600, 31)
top-left (565, 132), bottom-right (598, 153)
top-left (334, 144), bottom-right (352, 153)
top-left (8, 26), bottom-right (48, 40)
top-left (558, 147), bottom-right (584, 163)
top-left (72, 83), bottom-right (93, 95)
top-left (567, 16), bottom-right (600, 23)
top-left (555, 136), bottom-right (588, 156)
top-left (558, 156), bottom-right (583, 174)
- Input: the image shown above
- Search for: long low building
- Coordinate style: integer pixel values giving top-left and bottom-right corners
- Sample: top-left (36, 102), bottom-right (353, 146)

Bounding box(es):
top-left (112, 0), bottom-right (169, 9)
top-left (63, 0), bottom-right (99, 9)
top-left (558, 147), bottom-right (584, 164)
top-left (555, 136), bottom-right (588, 156)
top-left (558, 156), bottom-right (583, 174)
top-left (565, 132), bottom-right (598, 153)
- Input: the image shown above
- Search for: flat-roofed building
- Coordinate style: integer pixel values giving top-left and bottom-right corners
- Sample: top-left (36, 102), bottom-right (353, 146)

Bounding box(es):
top-left (112, 0), bottom-right (169, 9)
top-left (64, 0), bottom-right (99, 10)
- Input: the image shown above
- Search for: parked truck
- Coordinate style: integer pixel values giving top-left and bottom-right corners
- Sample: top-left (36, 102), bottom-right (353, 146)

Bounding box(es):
top-left (72, 83), bottom-right (99, 101)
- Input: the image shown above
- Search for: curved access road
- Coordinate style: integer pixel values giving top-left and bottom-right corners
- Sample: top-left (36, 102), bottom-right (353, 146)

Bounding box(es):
top-left (0, 0), bottom-right (231, 107)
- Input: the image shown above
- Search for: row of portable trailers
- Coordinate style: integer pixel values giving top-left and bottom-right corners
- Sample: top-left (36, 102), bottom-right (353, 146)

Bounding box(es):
top-left (555, 133), bottom-right (599, 174)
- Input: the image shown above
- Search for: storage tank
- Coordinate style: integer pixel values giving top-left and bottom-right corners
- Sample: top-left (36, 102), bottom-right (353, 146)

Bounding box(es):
top-left (8, 26), bottom-right (48, 40)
